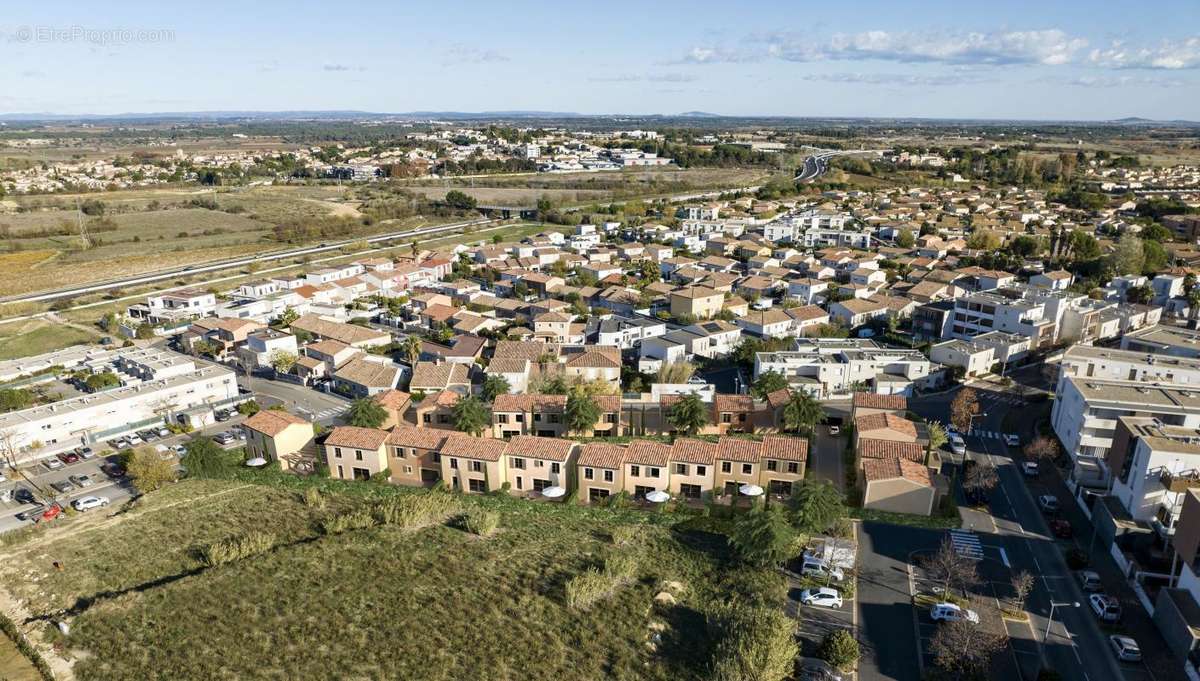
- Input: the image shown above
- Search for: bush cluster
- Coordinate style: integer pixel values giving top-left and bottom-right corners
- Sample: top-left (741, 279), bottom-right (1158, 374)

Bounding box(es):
top-left (565, 550), bottom-right (641, 610)
top-left (462, 508), bottom-right (500, 536)
top-left (199, 531), bottom-right (276, 567)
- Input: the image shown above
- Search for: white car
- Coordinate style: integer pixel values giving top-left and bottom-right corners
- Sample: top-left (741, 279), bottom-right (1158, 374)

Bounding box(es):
top-left (42, 458), bottom-right (65, 471)
top-left (126, 434), bottom-right (144, 446)
top-left (930, 602), bottom-right (980, 624)
top-left (1004, 433), bottom-right (1021, 447)
top-left (1089, 593), bottom-right (1122, 622)
top-left (71, 496), bottom-right (110, 512)
top-left (1038, 495), bottom-right (1061, 514)
top-left (949, 435), bottom-right (966, 456)
top-left (800, 558), bottom-right (845, 582)
top-left (0, 471), bottom-right (6, 483)
top-left (799, 587), bottom-right (843, 609)
top-left (828, 425), bottom-right (840, 436)
top-left (1021, 461), bottom-right (1039, 477)
top-left (1108, 635), bottom-right (1142, 662)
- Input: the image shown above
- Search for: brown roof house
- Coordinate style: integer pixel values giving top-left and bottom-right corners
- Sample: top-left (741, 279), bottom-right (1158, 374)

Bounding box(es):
top-left (371, 389), bottom-right (413, 429)
top-left (577, 443), bottom-right (627, 504)
top-left (323, 426), bottom-right (390, 481)
top-left (333, 356), bottom-right (403, 398)
top-left (623, 440), bottom-right (672, 498)
top-left (409, 362), bottom-right (470, 395)
top-left (439, 432), bottom-right (510, 494)
top-left (668, 438), bottom-right (717, 501)
top-left (503, 435), bottom-right (579, 497)
top-left (413, 389), bottom-right (462, 430)
top-left (861, 457), bottom-right (936, 515)
top-left (242, 410), bottom-right (317, 472)
top-left (384, 425), bottom-right (448, 487)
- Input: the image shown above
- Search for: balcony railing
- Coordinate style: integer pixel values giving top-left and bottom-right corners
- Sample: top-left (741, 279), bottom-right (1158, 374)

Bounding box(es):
top-left (1160, 469), bottom-right (1200, 493)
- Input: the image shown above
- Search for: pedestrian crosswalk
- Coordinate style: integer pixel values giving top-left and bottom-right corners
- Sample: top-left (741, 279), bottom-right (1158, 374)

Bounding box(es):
top-left (987, 395), bottom-right (1026, 406)
top-left (948, 529), bottom-right (983, 561)
top-left (310, 407), bottom-right (345, 421)
top-left (967, 429), bottom-right (1016, 441)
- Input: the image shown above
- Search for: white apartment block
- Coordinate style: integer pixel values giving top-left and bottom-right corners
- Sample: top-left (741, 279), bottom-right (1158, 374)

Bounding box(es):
top-left (753, 339), bottom-right (932, 398)
top-left (0, 350), bottom-right (238, 463)
top-left (1058, 345), bottom-right (1200, 387)
top-left (1108, 417), bottom-right (1200, 538)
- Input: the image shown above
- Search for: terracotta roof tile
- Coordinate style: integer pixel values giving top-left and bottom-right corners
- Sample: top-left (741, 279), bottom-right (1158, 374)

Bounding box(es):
top-left (670, 438), bottom-right (717, 464)
top-left (858, 438), bottom-right (925, 463)
top-left (760, 435), bottom-right (809, 463)
top-left (324, 426), bottom-right (389, 450)
top-left (852, 393), bottom-right (908, 411)
top-left (441, 432), bottom-right (508, 462)
top-left (505, 435), bottom-right (576, 462)
top-left (242, 410), bottom-right (310, 437)
top-left (716, 437), bottom-right (762, 463)
top-left (492, 393), bottom-right (566, 412)
top-left (854, 413), bottom-right (918, 440)
top-left (385, 425), bottom-right (449, 450)
top-left (625, 440), bottom-right (672, 467)
top-left (578, 443), bottom-right (626, 469)
top-left (862, 457), bottom-right (932, 486)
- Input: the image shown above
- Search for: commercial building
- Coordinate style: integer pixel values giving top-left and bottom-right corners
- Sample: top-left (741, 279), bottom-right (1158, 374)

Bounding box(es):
top-left (753, 339), bottom-right (933, 398)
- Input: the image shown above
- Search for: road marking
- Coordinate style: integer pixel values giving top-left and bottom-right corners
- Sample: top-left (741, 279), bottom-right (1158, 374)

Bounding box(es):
top-left (998, 547), bottom-right (1011, 568)
top-left (949, 529), bottom-right (984, 560)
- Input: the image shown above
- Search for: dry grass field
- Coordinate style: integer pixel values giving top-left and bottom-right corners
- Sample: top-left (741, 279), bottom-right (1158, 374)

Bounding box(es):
top-left (0, 476), bottom-right (767, 681)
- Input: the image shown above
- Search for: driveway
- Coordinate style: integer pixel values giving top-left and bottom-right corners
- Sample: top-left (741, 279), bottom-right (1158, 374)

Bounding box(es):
top-left (810, 425), bottom-right (847, 492)
top-left (855, 521), bottom-right (937, 681)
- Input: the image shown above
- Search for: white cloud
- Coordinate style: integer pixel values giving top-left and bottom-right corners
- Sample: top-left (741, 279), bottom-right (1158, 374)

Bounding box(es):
top-left (800, 72), bottom-right (983, 86)
top-left (1088, 37), bottom-right (1200, 70)
top-left (1047, 74), bottom-right (1187, 88)
top-left (322, 64), bottom-right (365, 72)
top-left (677, 46), bottom-right (757, 64)
top-left (587, 72), bottom-right (698, 83)
top-left (761, 29), bottom-right (1088, 66)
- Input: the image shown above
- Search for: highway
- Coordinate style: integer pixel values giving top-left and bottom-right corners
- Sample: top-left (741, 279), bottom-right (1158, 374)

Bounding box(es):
top-left (794, 148), bottom-right (890, 182)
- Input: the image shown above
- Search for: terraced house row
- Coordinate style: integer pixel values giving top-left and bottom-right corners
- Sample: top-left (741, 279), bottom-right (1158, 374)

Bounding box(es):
top-left (313, 425), bottom-right (808, 503)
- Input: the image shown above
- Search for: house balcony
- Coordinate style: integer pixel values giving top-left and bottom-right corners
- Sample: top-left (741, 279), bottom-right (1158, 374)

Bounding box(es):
top-left (1162, 469), bottom-right (1200, 494)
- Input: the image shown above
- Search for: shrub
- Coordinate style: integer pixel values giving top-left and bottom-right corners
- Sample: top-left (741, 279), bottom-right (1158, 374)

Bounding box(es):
top-left (564, 549), bottom-right (641, 610)
top-left (373, 490), bottom-right (461, 529)
top-left (818, 629), bottom-right (860, 672)
top-left (302, 487), bottom-right (326, 509)
top-left (321, 509), bottom-right (376, 535)
top-left (199, 532), bottom-right (276, 567)
top-left (462, 508), bottom-right (499, 536)
top-left (608, 525), bottom-right (639, 546)
top-left (708, 603), bottom-right (797, 681)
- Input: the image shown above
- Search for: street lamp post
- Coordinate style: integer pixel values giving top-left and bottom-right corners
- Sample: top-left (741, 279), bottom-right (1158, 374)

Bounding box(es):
top-left (967, 411), bottom-right (988, 436)
top-left (1044, 600), bottom-right (1080, 642)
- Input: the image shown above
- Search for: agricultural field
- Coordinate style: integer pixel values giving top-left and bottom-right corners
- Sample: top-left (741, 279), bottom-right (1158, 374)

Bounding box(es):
top-left (0, 477), bottom-right (772, 681)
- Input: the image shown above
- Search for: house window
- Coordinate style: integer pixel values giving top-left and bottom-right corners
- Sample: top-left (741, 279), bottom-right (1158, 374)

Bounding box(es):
top-left (394, 447), bottom-right (405, 458)
top-left (404, 466), bottom-right (412, 474)
top-left (738, 413), bottom-right (746, 423)
top-left (470, 461), bottom-right (483, 473)
top-left (787, 462), bottom-right (799, 474)
top-left (605, 413), bottom-right (617, 424)
top-left (649, 467), bottom-right (661, 478)
top-left (355, 450), bottom-right (363, 461)
top-left (766, 459), bottom-right (777, 472)
top-left (742, 463), bottom-right (753, 475)
top-left (511, 457), bottom-right (526, 470)
top-left (468, 479), bottom-right (486, 493)
top-left (721, 412), bottom-right (732, 424)
top-left (534, 413), bottom-right (542, 422)
top-left (433, 453), bottom-right (441, 463)
top-left (449, 458), bottom-right (458, 470)
top-left (584, 467), bottom-right (594, 480)
top-left (515, 414), bottom-right (524, 423)
top-left (549, 414), bottom-right (561, 424)
top-left (630, 465), bottom-right (641, 477)
top-left (551, 462), bottom-right (560, 474)
top-left (675, 463), bottom-right (688, 475)
top-left (334, 447), bottom-right (343, 459)
top-left (437, 414), bottom-right (449, 424)
top-left (423, 414), bottom-right (431, 423)
top-left (337, 465), bottom-right (344, 478)
top-left (697, 465), bottom-right (706, 476)
top-left (497, 414), bottom-right (509, 424)
top-left (603, 470), bottom-right (614, 483)
top-left (721, 461), bottom-right (731, 473)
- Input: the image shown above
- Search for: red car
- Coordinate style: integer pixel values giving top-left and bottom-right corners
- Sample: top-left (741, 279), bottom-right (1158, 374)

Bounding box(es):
top-left (57, 451), bottom-right (80, 464)
top-left (40, 504), bottom-right (62, 522)
top-left (1050, 519), bottom-right (1073, 539)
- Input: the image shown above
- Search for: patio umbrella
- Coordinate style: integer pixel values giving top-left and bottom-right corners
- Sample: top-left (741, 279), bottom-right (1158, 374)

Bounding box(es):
top-left (244, 457), bottom-right (268, 467)
top-left (645, 490), bottom-right (670, 503)
top-left (541, 486), bottom-right (567, 498)
top-left (738, 484), bottom-right (765, 497)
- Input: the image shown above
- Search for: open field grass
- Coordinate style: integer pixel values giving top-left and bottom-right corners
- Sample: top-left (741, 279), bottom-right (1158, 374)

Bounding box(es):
top-left (0, 319), bottom-right (98, 360)
top-left (0, 636), bottom-right (42, 681)
top-left (0, 477), bottom-right (760, 681)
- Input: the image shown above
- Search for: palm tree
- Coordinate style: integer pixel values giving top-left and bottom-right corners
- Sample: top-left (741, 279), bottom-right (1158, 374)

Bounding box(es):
top-left (401, 336), bottom-right (422, 365)
top-left (345, 398), bottom-right (387, 429)
top-left (781, 390), bottom-right (824, 434)
top-left (452, 396), bottom-right (489, 437)
top-left (565, 392), bottom-right (601, 435)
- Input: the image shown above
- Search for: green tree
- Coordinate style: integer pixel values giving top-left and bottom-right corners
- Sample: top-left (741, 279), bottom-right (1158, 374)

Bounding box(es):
top-left (1141, 223), bottom-right (1173, 243)
top-left (1142, 238), bottom-right (1169, 275)
top-left (236, 400), bottom-right (261, 416)
top-left (926, 421), bottom-right (948, 463)
top-left (565, 391), bottom-right (601, 435)
top-left (1068, 230), bottom-right (1101, 260)
top-left (730, 504), bottom-right (796, 567)
top-left (0, 389), bottom-right (33, 413)
top-left (781, 390), bottom-right (824, 434)
top-left (444, 190), bottom-right (477, 210)
top-left (1107, 234), bottom-right (1145, 276)
top-left (84, 372), bottom-right (121, 391)
top-left (345, 398), bottom-right (387, 429)
top-left (896, 228), bottom-right (915, 248)
top-left (481, 375), bottom-right (511, 402)
top-left (276, 307), bottom-right (299, 327)
top-left (452, 396), bottom-right (489, 436)
top-left (818, 629), bottom-right (861, 673)
top-left (181, 437), bottom-right (233, 477)
top-left (790, 480), bottom-right (845, 534)
top-left (752, 371), bottom-right (789, 399)
top-left (668, 392), bottom-right (709, 436)
top-left (401, 335), bottom-right (423, 365)
top-left (269, 350), bottom-right (298, 374)
top-left (123, 447), bottom-right (176, 492)
top-left (708, 603), bottom-right (798, 681)
top-left (1126, 284), bottom-right (1153, 305)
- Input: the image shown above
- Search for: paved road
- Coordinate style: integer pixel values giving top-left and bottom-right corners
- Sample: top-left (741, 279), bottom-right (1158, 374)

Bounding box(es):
top-left (856, 521), bottom-right (937, 681)
top-left (242, 376), bottom-right (350, 426)
top-left (809, 425), bottom-right (846, 492)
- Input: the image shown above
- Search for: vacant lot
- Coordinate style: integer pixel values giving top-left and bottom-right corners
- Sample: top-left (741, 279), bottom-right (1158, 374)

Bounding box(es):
top-left (0, 477), bottom-right (760, 681)
top-left (0, 319), bottom-right (97, 360)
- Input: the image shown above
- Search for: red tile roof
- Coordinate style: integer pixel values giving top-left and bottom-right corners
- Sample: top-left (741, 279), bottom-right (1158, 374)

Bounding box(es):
top-left (625, 440), bottom-right (672, 467)
top-left (862, 457), bottom-right (932, 486)
top-left (858, 439), bottom-right (925, 463)
top-left (716, 437), bottom-right (762, 463)
top-left (385, 426), bottom-right (449, 450)
top-left (242, 410), bottom-right (311, 437)
top-left (760, 435), bottom-right (809, 463)
top-left (670, 438), bottom-right (717, 464)
top-left (324, 426), bottom-right (389, 450)
top-left (578, 443), bottom-right (626, 469)
top-left (441, 432), bottom-right (509, 462)
top-left (854, 413), bottom-right (918, 440)
top-left (851, 393), bottom-right (908, 411)
top-left (492, 394), bottom-right (566, 412)
top-left (505, 435), bottom-right (576, 462)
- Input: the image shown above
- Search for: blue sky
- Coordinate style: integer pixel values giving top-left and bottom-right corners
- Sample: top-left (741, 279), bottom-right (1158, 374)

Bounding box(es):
top-left (2, 1), bottom-right (1198, 119)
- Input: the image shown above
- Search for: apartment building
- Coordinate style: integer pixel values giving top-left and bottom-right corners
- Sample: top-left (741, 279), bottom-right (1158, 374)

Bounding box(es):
top-left (948, 290), bottom-right (1056, 348)
top-left (1122, 325), bottom-right (1200, 360)
top-left (753, 339), bottom-right (933, 398)
top-left (669, 286), bottom-right (725, 319)
top-left (1052, 376), bottom-right (1200, 477)
top-left (1059, 345), bottom-right (1200, 387)
top-left (0, 349), bottom-right (238, 463)
top-left (1106, 416), bottom-right (1200, 538)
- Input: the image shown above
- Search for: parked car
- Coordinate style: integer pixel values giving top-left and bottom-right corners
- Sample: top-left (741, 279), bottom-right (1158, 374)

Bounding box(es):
top-left (13, 487), bottom-right (35, 504)
top-left (1049, 519), bottom-right (1073, 539)
top-left (57, 451), bottom-right (80, 464)
top-left (16, 503), bottom-right (45, 521)
top-left (72, 496), bottom-right (110, 512)
top-left (214, 432), bottom-right (236, 445)
top-left (1038, 495), bottom-right (1060, 514)
top-left (215, 410), bottom-right (232, 422)
top-left (799, 587), bottom-right (843, 609)
top-left (1021, 461), bottom-right (1039, 477)
top-left (76, 446), bottom-right (96, 460)
top-left (100, 462), bottom-right (126, 479)
top-left (157, 428), bottom-right (171, 438)
top-left (798, 657), bottom-right (844, 681)
top-left (139, 430), bottom-right (158, 442)
top-left (949, 435), bottom-right (966, 456)
top-left (1079, 570), bottom-right (1103, 592)
top-left (42, 458), bottom-right (65, 471)
top-left (1004, 433), bottom-right (1021, 447)
top-left (68, 474), bottom-right (95, 488)
top-left (828, 425), bottom-right (840, 436)
top-left (50, 480), bottom-right (76, 494)
top-left (800, 557), bottom-right (845, 582)
top-left (126, 434), bottom-right (144, 446)
top-left (172, 444), bottom-right (188, 457)
top-left (40, 504), bottom-right (62, 521)
top-left (1089, 593), bottom-right (1122, 622)
top-left (931, 602), bottom-right (981, 624)
top-left (1108, 635), bottom-right (1142, 662)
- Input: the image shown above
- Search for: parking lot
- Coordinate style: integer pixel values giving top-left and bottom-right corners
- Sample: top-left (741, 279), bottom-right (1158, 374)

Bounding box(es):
top-left (0, 412), bottom-right (248, 534)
